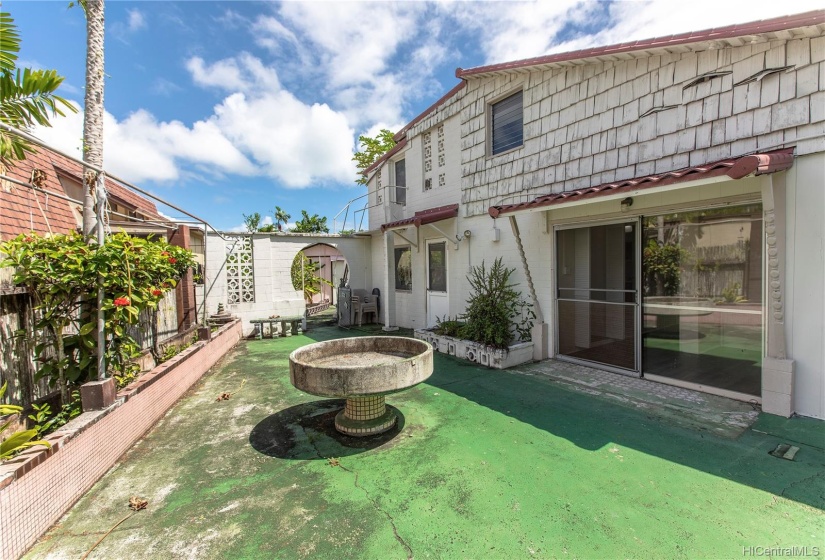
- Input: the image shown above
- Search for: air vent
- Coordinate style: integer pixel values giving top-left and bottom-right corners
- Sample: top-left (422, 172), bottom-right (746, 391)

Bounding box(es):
top-left (682, 70), bottom-right (731, 90)
top-left (639, 105), bottom-right (679, 118)
top-left (734, 65), bottom-right (794, 87)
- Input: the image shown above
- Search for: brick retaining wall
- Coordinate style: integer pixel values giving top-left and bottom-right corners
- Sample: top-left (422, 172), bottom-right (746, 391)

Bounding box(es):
top-left (0, 319), bottom-right (242, 560)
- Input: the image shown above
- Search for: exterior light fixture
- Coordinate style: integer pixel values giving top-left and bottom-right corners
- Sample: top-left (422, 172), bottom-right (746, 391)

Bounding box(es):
top-left (620, 197), bottom-right (633, 212)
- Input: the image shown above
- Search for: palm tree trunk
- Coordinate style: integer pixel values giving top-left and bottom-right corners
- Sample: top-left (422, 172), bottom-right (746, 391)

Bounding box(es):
top-left (82, 0), bottom-right (104, 239)
top-left (82, 0), bottom-right (106, 382)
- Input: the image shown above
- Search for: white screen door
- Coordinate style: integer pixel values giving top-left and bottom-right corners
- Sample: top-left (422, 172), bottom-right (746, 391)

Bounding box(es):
top-left (426, 240), bottom-right (449, 328)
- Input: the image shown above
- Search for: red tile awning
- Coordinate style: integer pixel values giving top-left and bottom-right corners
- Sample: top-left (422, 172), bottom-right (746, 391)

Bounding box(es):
top-left (488, 148), bottom-right (794, 218)
top-left (381, 203), bottom-right (459, 232)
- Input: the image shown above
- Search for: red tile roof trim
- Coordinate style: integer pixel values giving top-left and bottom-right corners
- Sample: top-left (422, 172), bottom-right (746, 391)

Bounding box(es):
top-left (361, 83), bottom-right (467, 180)
top-left (488, 148), bottom-right (795, 218)
top-left (381, 203), bottom-right (459, 232)
top-left (392, 82), bottom-right (467, 143)
top-left (458, 11), bottom-right (825, 78)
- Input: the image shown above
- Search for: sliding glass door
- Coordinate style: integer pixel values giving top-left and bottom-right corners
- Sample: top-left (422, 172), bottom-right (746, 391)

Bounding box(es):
top-left (556, 222), bottom-right (639, 373)
top-left (641, 205), bottom-right (763, 396)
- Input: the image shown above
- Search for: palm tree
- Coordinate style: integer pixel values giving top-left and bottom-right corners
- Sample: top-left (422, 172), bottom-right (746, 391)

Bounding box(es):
top-left (0, 12), bottom-right (76, 166)
top-left (274, 206), bottom-right (291, 231)
top-left (290, 210), bottom-right (329, 233)
top-left (81, 0), bottom-right (105, 240)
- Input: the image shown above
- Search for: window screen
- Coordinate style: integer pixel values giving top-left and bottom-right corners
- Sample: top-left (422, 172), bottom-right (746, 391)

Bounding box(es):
top-left (491, 91), bottom-right (523, 155)
top-left (395, 159), bottom-right (406, 206)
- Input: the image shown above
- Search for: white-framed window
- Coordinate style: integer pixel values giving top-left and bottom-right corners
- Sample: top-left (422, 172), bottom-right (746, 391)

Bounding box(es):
top-left (394, 246), bottom-right (412, 291)
top-left (489, 90), bottom-right (523, 155)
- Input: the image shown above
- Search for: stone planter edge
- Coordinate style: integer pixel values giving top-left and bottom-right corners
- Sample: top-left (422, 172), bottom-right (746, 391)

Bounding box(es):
top-left (413, 329), bottom-right (534, 369)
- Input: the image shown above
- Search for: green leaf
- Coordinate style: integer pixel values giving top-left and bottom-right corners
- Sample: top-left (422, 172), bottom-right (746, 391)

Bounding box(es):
top-left (78, 322), bottom-right (96, 336)
top-left (1, 428), bottom-right (45, 458)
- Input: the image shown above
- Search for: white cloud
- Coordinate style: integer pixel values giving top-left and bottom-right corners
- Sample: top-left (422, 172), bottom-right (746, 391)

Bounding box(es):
top-left (151, 77), bottom-right (183, 96)
top-left (253, 15), bottom-right (301, 51)
top-left (278, 2), bottom-right (423, 88)
top-left (127, 9), bottom-right (146, 32)
top-left (112, 8), bottom-right (147, 43)
top-left (228, 215), bottom-right (281, 234)
top-left (211, 90), bottom-right (354, 187)
top-left (446, 0), bottom-right (589, 64)
top-left (187, 54), bottom-right (356, 187)
top-left (33, 0), bottom-right (820, 193)
top-left (254, 2), bottom-right (444, 128)
top-left (186, 53), bottom-right (280, 93)
top-left (32, 101), bottom-right (255, 184)
top-left (34, 53), bottom-right (357, 189)
top-left (449, 1), bottom-right (825, 65)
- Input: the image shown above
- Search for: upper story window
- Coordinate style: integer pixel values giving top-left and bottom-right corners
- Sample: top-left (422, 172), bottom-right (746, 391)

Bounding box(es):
top-left (394, 158), bottom-right (406, 206)
top-left (490, 90), bottom-right (523, 155)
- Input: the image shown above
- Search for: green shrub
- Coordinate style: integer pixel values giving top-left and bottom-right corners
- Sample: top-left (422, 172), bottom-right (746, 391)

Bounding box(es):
top-left (460, 258), bottom-right (534, 350)
top-left (433, 316), bottom-right (466, 338)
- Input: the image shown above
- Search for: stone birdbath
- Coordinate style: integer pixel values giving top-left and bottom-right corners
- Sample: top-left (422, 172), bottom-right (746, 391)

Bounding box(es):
top-left (289, 337), bottom-right (433, 436)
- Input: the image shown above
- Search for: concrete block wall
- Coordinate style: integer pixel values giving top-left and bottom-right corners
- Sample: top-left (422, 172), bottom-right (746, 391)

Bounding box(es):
top-left (0, 320), bottom-right (243, 560)
top-left (460, 35), bottom-right (825, 216)
top-left (205, 233), bottom-right (372, 335)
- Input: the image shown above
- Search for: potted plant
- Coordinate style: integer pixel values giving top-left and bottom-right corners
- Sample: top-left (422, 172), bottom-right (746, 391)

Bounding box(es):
top-left (416, 257), bottom-right (535, 369)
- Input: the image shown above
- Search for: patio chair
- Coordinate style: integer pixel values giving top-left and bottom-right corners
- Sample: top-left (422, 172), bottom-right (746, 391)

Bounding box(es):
top-left (352, 289), bottom-right (379, 326)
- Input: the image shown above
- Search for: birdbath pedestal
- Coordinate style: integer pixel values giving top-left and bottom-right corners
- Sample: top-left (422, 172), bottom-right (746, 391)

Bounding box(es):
top-left (289, 337), bottom-right (433, 437)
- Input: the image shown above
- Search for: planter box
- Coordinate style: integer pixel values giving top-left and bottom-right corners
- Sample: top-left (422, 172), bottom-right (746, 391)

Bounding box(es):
top-left (414, 329), bottom-right (533, 369)
top-left (0, 319), bottom-right (243, 560)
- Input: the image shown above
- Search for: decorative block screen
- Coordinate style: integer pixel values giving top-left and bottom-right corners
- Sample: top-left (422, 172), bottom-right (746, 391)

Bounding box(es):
top-left (225, 235), bottom-right (254, 304)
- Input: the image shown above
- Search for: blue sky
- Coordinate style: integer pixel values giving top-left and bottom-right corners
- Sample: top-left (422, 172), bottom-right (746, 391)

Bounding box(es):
top-left (9, 1), bottom-right (821, 232)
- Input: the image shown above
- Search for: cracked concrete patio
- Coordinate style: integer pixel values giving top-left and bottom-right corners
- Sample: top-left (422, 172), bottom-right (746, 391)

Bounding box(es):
top-left (24, 325), bottom-right (825, 559)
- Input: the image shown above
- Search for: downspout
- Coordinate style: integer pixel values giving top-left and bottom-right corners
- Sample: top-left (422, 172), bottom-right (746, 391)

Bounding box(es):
top-left (508, 215), bottom-right (543, 323)
top-left (508, 214), bottom-right (548, 360)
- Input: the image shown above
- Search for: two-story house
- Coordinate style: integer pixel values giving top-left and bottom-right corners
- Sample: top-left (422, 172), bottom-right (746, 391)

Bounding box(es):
top-left (363, 10), bottom-right (825, 420)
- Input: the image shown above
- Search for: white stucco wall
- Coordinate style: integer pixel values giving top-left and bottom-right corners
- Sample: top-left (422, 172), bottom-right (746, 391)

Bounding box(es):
top-left (205, 232), bottom-right (372, 335)
top-left (784, 152), bottom-right (825, 419)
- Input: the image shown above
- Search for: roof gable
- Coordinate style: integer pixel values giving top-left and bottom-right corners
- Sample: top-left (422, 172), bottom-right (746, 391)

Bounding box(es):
top-left (457, 10), bottom-right (825, 79)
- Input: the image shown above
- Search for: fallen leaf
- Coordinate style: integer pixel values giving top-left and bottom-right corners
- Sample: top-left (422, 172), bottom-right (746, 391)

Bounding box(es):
top-left (129, 496), bottom-right (148, 511)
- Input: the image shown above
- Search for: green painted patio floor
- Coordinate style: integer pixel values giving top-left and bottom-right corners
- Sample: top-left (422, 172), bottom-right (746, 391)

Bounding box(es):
top-left (27, 327), bottom-right (825, 559)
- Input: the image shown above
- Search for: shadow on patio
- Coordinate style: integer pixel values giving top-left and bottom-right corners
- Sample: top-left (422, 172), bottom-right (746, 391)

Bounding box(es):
top-left (25, 325), bottom-right (824, 560)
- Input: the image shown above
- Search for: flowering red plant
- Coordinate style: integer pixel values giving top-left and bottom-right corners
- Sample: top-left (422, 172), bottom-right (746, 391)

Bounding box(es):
top-left (1, 231), bottom-right (195, 391)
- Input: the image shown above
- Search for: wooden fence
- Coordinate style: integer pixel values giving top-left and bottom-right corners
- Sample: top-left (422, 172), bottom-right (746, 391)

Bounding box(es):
top-left (0, 266), bottom-right (179, 408)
